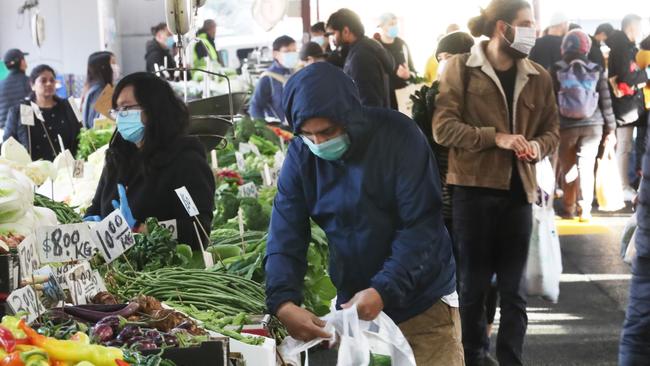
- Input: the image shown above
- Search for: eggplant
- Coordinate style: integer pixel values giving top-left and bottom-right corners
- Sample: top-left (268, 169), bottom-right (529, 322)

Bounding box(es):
top-left (144, 329), bottom-right (164, 346)
top-left (63, 302), bottom-right (140, 322)
top-left (104, 339), bottom-right (124, 347)
top-left (117, 325), bottom-right (143, 342)
top-left (90, 323), bottom-right (114, 343)
top-left (163, 334), bottom-right (179, 347)
top-left (136, 340), bottom-right (158, 351)
top-left (96, 315), bottom-right (128, 333)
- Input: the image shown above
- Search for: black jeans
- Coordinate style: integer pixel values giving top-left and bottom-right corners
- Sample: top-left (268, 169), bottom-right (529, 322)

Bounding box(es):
top-left (453, 186), bottom-right (532, 366)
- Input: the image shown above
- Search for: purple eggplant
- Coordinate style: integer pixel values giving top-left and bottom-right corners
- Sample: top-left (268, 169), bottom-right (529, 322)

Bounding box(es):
top-left (117, 325), bottom-right (143, 342)
top-left (144, 329), bottom-right (164, 346)
top-left (90, 323), bottom-right (114, 343)
top-left (104, 339), bottom-right (124, 347)
top-left (136, 340), bottom-right (158, 351)
top-left (163, 334), bottom-right (179, 347)
top-left (63, 302), bottom-right (140, 322)
top-left (97, 315), bottom-right (128, 333)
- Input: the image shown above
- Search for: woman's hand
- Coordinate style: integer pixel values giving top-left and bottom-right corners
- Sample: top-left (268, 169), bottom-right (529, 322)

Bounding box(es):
top-left (396, 64), bottom-right (410, 80)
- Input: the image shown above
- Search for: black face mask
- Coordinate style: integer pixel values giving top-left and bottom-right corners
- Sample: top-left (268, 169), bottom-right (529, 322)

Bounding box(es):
top-left (499, 26), bottom-right (529, 60)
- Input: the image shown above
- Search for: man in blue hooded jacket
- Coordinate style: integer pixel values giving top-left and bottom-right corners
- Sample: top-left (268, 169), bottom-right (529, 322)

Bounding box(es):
top-left (264, 62), bottom-right (462, 365)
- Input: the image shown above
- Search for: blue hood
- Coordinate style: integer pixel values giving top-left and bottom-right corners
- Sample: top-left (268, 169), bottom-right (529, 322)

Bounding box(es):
top-left (282, 62), bottom-right (369, 149)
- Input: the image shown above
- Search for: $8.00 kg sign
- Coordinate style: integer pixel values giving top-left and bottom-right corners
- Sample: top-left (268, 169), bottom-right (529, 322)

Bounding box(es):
top-left (36, 224), bottom-right (95, 263)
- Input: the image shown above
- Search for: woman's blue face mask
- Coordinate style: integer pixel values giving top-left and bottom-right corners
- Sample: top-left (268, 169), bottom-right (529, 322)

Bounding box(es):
top-left (116, 109), bottom-right (145, 144)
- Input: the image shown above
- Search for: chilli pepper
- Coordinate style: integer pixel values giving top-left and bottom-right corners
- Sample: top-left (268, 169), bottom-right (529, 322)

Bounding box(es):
top-left (18, 321), bottom-right (123, 366)
top-left (1, 352), bottom-right (24, 366)
top-left (69, 333), bottom-right (90, 345)
top-left (114, 361), bottom-right (129, 366)
top-left (0, 327), bottom-right (16, 353)
top-left (20, 350), bottom-right (48, 366)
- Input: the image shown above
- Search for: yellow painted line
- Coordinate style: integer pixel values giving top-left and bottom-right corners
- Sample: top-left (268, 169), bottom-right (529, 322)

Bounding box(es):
top-left (555, 217), bottom-right (612, 236)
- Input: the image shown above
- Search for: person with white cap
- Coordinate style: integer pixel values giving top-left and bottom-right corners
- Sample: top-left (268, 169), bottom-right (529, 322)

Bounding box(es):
top-left (529, 12), bottom-right (570, 69)
top-left (0, 49), bottom-right (30, 128)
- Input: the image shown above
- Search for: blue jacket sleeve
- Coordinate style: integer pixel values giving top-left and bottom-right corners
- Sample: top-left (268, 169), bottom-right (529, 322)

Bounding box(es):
top-left (370, 122), bottom-right (453, 309)
top-left (2, 106), bottom-right (27, 146)
top-left (249, 76), bottom-right (271, 119)
top-left (264, 146), bottom-right (312, 314)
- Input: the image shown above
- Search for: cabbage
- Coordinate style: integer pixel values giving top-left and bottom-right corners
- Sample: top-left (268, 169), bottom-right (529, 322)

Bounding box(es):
top-left (0, 164), bottom-right (34, 224)
top-left (33, 206), bottom-right (58, 226)
top-left (0, 137), bottom-right (31, 165)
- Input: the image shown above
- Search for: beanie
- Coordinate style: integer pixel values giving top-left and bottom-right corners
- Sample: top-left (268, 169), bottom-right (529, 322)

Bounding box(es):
top-left (561, 29), bottom-right (592, 56)
top-left (436, 32), bottom-right (475, 58)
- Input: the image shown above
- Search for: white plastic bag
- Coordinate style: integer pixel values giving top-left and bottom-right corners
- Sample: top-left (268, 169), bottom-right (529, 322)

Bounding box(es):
top-left (596, 143), bottom-right (625, 212)
top-left (526, 160), bottom-right (563, 303)
top-left (279, 305), bottom-right (416, 366)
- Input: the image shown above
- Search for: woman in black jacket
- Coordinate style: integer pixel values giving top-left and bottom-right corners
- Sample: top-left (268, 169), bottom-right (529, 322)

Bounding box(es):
top-left (84, 72), bottom-right (215, 250)
top-left (550, 29), bottom-right (617, 221)
top-left (3, 64), bottom-right (81, 161)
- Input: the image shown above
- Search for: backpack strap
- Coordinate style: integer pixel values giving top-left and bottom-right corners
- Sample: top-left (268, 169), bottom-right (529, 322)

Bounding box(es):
top-left (261, 71), bottom-right (288, 86)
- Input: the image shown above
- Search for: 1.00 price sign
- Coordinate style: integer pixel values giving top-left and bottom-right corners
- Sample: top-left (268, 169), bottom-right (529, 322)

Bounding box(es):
top-left (93, 209), bottom-right (135, 263)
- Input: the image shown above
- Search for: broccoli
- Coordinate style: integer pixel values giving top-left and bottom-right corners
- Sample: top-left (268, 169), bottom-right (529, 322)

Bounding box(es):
top-left (234, 117), bottom-right (256, 143)
top-left (240, 197), bottom-right (270, 231)
top-left (212, 191), bottom-right (241, 228)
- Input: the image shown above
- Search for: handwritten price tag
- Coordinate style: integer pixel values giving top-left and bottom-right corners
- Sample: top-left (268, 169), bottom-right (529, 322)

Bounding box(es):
top-left (73, 160), bottom-right (85, 178)
top-left (36, 224), bottom-right (96, 263)
top-left (235, 152), bottom-right (246, 171)
top-left (18, 235), bottom-right (41, 278)
top-left (238, 143), bottom-right (252, 155)
top-left (274, 150), bottom-right (285, 169)
top-left (159, 219), bottom-right (178, 240)
top-left (175, 186), bottom-right (199, 217)
top-left (7, 285), bottom-right (44, 323)
top-left (92, 209), bottom-right (136, 263)
top-left (52, 262), bottom-right (77, 290)
top-left (249, 143), bottom-right (262, 158)
top-left (238, 182), bottom-right (258, 198)
top-left (67, 263), bottom-right (104, 305)
top-left (20, 104), bottom-right (34, 126)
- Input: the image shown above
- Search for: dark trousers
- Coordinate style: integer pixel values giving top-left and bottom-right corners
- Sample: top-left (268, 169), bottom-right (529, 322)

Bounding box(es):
top-left (453, 187), bottom-right (533, 366)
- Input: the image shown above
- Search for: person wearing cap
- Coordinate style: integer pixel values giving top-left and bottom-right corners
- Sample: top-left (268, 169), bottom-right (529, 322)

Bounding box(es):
top-left (326, 9), bottom-right (394, 108)
top-left (550, 29), bottom-right (616, 221)
top-left (249, 35), bottom-right (297, 123)
top-left (299, 42), bottom-right (326, 66)
top-left (589, 23), bottom-right (614, 68)
top-left (0, 49), bottom-right (30, 129)
top-left (377, 13), bottom-right (416, 110)
top-left (529, 12), bottom-right (570, 69)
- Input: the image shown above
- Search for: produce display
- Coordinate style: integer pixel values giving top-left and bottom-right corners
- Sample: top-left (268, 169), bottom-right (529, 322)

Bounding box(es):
top-left (0, 114), bottom-right (337, 365)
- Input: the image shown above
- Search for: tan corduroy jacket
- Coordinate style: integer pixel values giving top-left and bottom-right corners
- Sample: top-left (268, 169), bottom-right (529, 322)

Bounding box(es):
top-left (432, 42), bottom-right (560, 204)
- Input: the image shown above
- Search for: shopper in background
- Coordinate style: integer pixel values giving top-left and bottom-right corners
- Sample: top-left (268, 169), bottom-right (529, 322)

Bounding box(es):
top-left (85, 72), bottom-right (214, 250)
top-left (327, 8), bottom-right (394, 108)
top-left (637, 36), bottom-right (650, 123)
top-left (607, 14), bottom-right (648, 201)
top-left (0, 49), bottom-right (30, 129)
top-left (529, 12), bottom-right (570, 69)
top-left (590, 23), bottom-right (614, 68)
top-left (551, 29), bottom-right (617, 222)
top-left (144, 22), bottom-right (177, 77)
top-left (433, 0), bottom-right (559, 364)
top-left (377, 13), bottom-right (416, 110)
top-left (435, 31), bottom-right (475, 81)
top-left (192, 19), bottom-right (224, 77)
top-left (266, 62), bottom-right (462, 365)
top-left (3, 64), bottom-right (81, 161)
top-left (249, 35), bottom-right (297, 123)
top-left (299, 42), bottom-right (326, 66)
top-left (81, 51), bottom-right (117, 129)
top-left (309, 21), bottom-right (332, 54)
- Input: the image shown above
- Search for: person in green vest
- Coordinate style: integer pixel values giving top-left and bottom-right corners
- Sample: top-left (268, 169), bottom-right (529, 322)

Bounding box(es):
top-left (192, 19), bottom-right (223, 80)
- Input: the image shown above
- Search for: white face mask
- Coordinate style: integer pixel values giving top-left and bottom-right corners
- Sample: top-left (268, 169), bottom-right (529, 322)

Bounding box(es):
top-left (312, 36), bottom-right (326, 47)
top-left (507, 25), bottom-right (537, 56)
top-left (111, 63), bottom-right (121, 83)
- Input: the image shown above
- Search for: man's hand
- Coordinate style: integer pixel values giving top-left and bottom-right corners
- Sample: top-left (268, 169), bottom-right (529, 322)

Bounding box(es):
top-left (604, 132), bottom-right (617, 146)
top-left (341, 288), bottom-right (384, 321)
top-left (396, 64), bottom-right (410, 80)
top-left (496, 133), bottom-right (532, 155)
top-left (516, 141), bottom-right (538, 162)
top-left (276, 302), bottom-right (331, 342)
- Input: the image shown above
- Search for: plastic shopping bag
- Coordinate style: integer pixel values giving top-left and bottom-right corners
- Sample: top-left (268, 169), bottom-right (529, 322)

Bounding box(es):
top-left (279, 305), bottom-right (416, 366)
top-left (620, 213), bottom-right (638, 264)
top-left (526, 160), bottom-right (563, 303)
top-left (596, 143), bottom-right (625, 212)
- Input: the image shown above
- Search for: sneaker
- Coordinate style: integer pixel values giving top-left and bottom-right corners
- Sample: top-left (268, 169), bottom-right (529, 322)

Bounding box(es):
top-left (579, 213), bottom-right (592, 223)
top-left (623, 187), bottom-right (637, 202)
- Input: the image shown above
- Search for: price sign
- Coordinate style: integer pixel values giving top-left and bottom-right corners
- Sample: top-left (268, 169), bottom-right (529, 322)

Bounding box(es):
top-left (18, 235), bottom-right (41, 278)
top-left (270, 166), bottom-right (281, 187)
top-left (52, 262), bottom-right (77, 290)
top-left (67, 96), bottom-right (83, 122)
top-left (175, 186), bottom-right (199, 217)
top-left (249, 143), bottom-right (262, 158)
top-left (235, 152), bottom-right (246, 171)
top-left (159, 219), bottom-right (178, 240)
top-left (30, 102), bottom-right (44, 122)
top-left (7, 285), bottom-right (44, 323)
top-left (92, 209), bottom-right (136, 263)
top-left (210, 150), bottom-right (219, 170)
top-left (20, 104), bottom-right (34, 126)
top-left (274, 150), bottom-right (285, 169)
top-left (67, 263), bottom-right (104, 305)
top-left (73, 160), bottom-right (84, 178)
top-left (33, 266), bottom-right (66, 305)
top-left (238, 182), bottom-right (258, 198)
top-left (36, 224), bottom-right (95, 263)
top-left (262, 163), bottom-right (273, 186)
top-left (238, 143), bottom-right (252, 155)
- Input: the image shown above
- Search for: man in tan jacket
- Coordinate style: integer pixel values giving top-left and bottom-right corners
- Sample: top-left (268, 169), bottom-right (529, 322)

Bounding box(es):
top-left (432, 0), bottom-right (559, 365)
